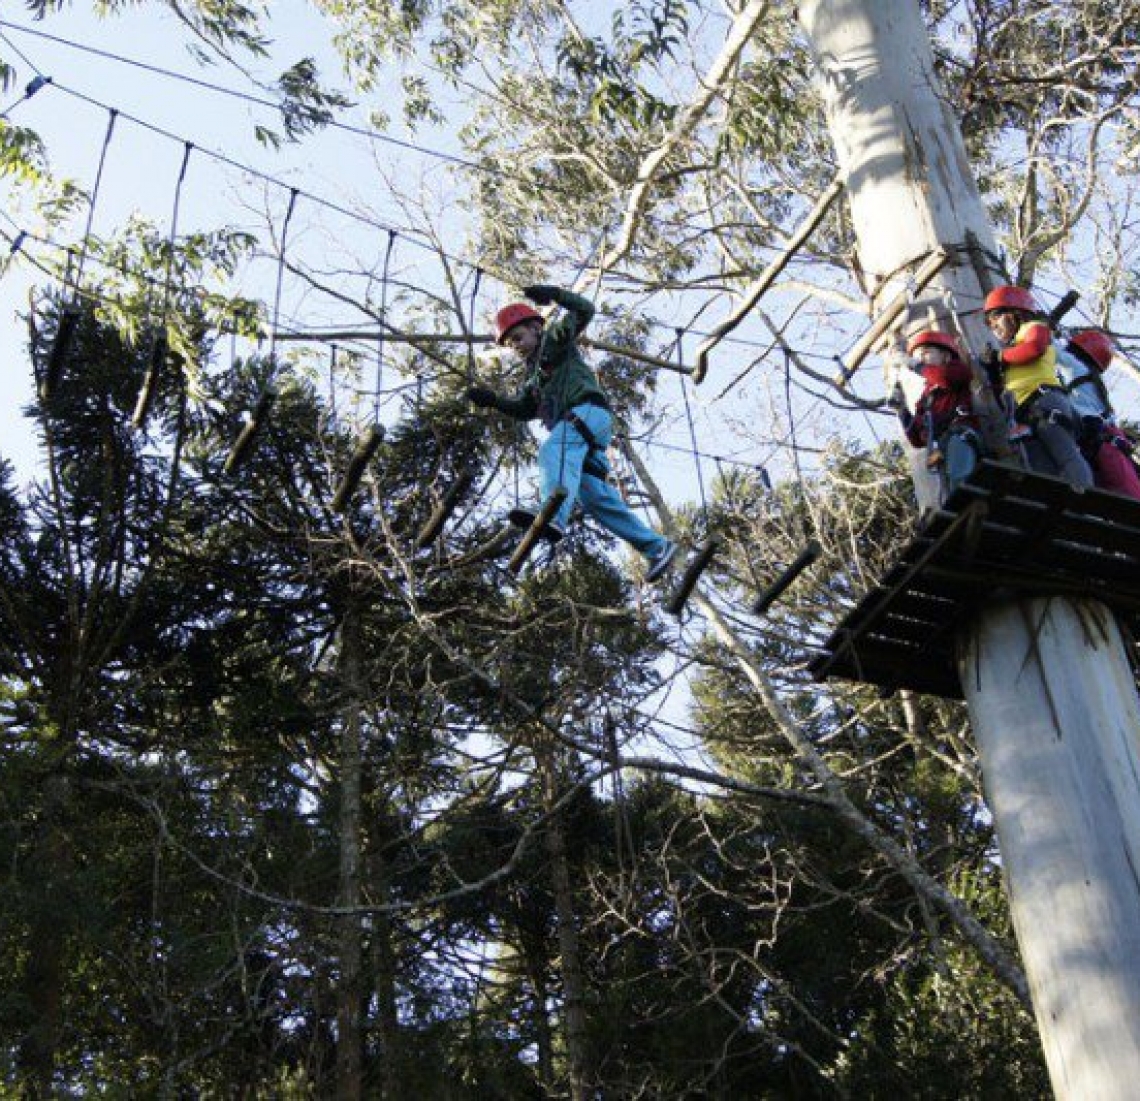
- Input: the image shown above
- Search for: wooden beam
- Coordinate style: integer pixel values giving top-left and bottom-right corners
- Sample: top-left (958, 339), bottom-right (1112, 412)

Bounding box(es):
top-left (832, 246), bottom-right (953, 389)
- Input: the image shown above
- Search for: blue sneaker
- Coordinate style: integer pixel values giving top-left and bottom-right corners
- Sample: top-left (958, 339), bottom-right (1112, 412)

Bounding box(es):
top-left (645, 542), bottom-right (677, 583)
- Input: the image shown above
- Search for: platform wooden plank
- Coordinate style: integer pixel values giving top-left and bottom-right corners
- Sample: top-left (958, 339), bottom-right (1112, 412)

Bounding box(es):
top-left (809, 461), bottom-right (1140, 699)
top-left (949, 488), bottom-right (1140, 560)
top-left (959, 461), bottom-right (1140, 530)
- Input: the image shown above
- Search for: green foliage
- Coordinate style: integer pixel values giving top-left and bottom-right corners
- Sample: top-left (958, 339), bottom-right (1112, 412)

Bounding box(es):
top-left (0, 120), bottom-right (48, 186)
top-left (254, 57), bottom-right (354, 147)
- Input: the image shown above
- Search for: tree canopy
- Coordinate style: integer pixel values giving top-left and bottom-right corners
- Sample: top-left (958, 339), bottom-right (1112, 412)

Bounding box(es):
top-left (2, 0), bottom-right (1139, 1095)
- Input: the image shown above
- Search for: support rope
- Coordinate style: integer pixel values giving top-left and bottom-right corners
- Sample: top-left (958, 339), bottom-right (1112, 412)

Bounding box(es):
top-left (373, 229), bottom-right (397, 422)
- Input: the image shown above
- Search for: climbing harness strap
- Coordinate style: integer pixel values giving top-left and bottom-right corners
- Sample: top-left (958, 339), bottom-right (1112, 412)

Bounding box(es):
top-left (1064, 369), bottom-right (1111, 412)
top-left (563, 399), bottom-right (610, 480)
top-left (1016, 387), bottom-right (1076, 435)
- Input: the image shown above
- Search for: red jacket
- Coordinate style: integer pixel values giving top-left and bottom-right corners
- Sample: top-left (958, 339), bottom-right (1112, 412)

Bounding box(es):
top-left (903, 358), bottom-right (977, 449)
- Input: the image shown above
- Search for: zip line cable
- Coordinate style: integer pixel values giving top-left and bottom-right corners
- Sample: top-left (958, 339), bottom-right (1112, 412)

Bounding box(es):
top-left (0, 17), bottom-right (512, 180)
top-left (0, 69), bottom-right (858, 371)
top-left (132, 140), bottom-right (193, 428)
top-left (0, 26), bottom-right (45, 85)
top-left (0, 36), bottom-right (906, 502)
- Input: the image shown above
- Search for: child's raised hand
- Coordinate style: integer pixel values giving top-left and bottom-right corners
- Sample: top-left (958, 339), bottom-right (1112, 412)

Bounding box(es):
top-left (521, 284), bottom-right (558, 305)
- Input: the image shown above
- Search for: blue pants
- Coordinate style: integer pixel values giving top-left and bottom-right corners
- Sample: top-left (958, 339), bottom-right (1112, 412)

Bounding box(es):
top-left (538, 403), bottom-right (670, 559)
top-left (941, 427), bottom-right (979, 497)
top-left (1018, 389), bottom-right (1094, 488)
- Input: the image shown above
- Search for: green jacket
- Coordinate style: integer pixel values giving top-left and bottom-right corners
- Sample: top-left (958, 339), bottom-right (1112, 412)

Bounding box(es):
top-left (492, 288), bottom-right (607, 427)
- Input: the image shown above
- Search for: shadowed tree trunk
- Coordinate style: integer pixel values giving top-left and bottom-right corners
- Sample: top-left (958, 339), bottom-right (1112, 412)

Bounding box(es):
top-left (335, 604), bottom-right (365, 1100)
top-left (538, 745), bottom-right (591, 1101)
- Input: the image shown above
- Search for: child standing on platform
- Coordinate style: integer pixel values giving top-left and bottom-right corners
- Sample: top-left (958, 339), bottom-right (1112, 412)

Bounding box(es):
top-left (896, 330), bottom-right (983, 502)
top-left (1056, 329), bottom-right (1140, 500)
top-left (981, 285), bottom-right (1093, 488)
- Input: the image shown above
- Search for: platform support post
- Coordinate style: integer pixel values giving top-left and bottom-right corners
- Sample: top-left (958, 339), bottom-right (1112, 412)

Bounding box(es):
top-left (960, 598), bottom-right (1140, 1096)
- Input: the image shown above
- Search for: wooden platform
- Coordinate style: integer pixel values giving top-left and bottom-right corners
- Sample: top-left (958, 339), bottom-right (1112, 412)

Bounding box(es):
top-left (808, 462), bottom-right (1140, 699)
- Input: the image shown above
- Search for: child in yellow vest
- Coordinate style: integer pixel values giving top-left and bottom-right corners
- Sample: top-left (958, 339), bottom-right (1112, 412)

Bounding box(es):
top-left (982, 285), bottom-right (1092, 488)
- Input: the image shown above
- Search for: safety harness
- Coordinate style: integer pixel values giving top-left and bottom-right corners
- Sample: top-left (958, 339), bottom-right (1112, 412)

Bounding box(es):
top-left (1017, 385), bottom-right (1077, 434)
top-left (564, 396), bottom-right (611, 481)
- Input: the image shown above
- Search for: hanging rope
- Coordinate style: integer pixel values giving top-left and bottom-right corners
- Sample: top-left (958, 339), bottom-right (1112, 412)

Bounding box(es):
top-left (331, 211), bottom-right (388, 514)
top-left (224, 188), bottom-right (297, 472)
top-left (414, 259), bottom-right (482, 549)
top-left (665, 330), bottom-right (719, 615)
top-left (464, 264), bottom-right (482, 388)
top-left (132, 141), bottom-right (192, 429)
top-left (40, 247), bottom-right (77, 401)
top-left (678, 330), bottom-right (709, 520)
top-left (746, 347), bottom-right (822, 617)
top-left (266, 188), bottom-right (298, 363)
top-left (74, 108), bottom-right (117, 290)
top-left (41, 109), bottom-right (117, 402)
top-left (373, 229), bottom-right (397, 422)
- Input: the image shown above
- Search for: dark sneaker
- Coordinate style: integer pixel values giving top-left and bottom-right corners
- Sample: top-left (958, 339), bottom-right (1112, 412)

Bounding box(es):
top-left (508, 507), bottom-right (564, 543)
top-left (645, 542), bottom-right (677, 583)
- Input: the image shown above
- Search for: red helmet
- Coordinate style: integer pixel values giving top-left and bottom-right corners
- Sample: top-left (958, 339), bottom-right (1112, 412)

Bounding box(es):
top-left (1068, 329), bottom-right (1114, 372)
top-left (983, 285), bottom-right (1038, 315)
top-left (494, 302), bottom-right (543, 344)
top-left (906, 329), bottom-right (963, 357)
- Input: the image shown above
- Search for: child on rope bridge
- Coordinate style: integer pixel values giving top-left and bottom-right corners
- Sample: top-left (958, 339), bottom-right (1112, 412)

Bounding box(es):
top-left (467, 284), bottom-right (677, 582)
top-left (980, 285), bottom-right (1093, 489)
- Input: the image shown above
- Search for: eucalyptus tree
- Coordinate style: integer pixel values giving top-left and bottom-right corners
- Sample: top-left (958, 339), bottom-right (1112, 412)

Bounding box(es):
top-left (297, 2), bottom-right (1140, 1083)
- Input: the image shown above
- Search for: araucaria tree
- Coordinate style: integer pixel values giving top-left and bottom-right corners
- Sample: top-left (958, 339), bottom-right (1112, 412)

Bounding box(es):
top-left (2, 0), bottom-right (1140, 1095)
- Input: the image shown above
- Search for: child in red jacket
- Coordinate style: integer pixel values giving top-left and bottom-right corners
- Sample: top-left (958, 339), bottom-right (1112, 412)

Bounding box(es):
top-left (896, 330), bottom-right (983, 502)
top-left (1056, 329), bottom-right (1140, 500)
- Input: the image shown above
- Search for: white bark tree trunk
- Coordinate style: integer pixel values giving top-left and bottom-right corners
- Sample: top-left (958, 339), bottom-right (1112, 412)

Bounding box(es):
top-left (798, 1), bottom-right (1140, 1094)
top-left (961, 597), bottom-right (1140, 1095)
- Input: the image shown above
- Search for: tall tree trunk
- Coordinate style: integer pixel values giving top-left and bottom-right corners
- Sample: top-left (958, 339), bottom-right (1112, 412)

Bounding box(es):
top-left (17, 772), bottom-right (72, 1098)
top-left (335, 607), bottom-right (365, 1100)
top-left (798, 1), bottom-right (1140, 1094)
top-left (523, 937), bottom-right (556, 1091)
top-left (368, 848), bottom-right (401, 1100)
top-left (537, 747), bottom-right (591, 1101)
